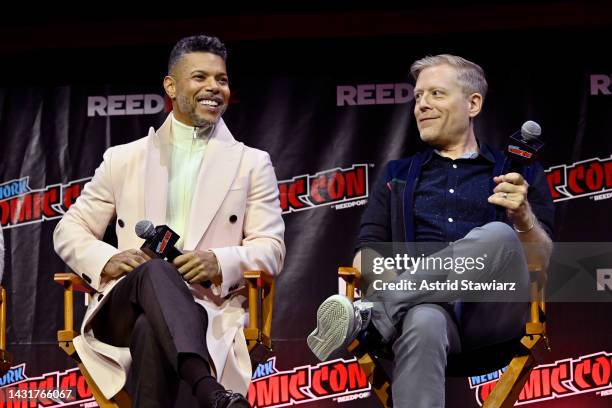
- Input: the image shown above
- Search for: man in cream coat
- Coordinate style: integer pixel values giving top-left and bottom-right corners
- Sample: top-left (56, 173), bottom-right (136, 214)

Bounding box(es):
top-left (54, 35), bottom-right (285, 408)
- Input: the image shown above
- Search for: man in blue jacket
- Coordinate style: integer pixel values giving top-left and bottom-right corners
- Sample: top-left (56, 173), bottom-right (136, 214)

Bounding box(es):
top-left (308, 54), bottom-right (554, 407)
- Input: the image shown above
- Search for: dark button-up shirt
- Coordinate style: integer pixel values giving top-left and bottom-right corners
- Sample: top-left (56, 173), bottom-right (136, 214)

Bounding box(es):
top-left (357, 143), bottom-right (554, 251)
top-left (414, 149), bottom-right (496, 243)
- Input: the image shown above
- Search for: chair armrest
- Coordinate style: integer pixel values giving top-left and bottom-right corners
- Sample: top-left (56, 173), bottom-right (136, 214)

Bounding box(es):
top-left (243, 270), bottom-right (275, 351)
top-left (54, 273), bottom-right (96, 294)
top-left (244, 270), bottom-right (274, 287)
top-left (53, 273), bottom-right (95, 345)
top-left (338, 267), bottom-right (361, 301)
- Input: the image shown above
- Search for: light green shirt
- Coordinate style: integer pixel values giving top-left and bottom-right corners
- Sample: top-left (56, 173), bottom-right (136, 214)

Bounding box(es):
top-left (167, 115), bottom-right (211, 249)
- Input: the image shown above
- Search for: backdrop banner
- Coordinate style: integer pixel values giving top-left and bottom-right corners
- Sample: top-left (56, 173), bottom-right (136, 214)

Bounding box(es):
top-left (1, 28), bottom-right (611, 407)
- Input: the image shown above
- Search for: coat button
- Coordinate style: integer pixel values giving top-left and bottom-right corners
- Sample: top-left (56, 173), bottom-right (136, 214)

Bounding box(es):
top-left (118, 219), bottom-right (125, 228)
top-left (229, 215), bottom-right (237, 223)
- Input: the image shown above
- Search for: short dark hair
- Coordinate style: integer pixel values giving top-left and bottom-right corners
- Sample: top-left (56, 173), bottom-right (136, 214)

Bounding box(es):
top-left (168, 35), bottom-right (227, 73)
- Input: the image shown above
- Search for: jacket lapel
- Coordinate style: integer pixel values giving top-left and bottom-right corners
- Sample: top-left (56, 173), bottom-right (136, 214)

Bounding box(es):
top-left (144, 115), bottom-right (172, 227)
top-left (184, 119), bottom-right (244, 249)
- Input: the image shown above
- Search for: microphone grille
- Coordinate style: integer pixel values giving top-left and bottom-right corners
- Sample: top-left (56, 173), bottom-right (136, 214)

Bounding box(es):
top-left (135, 220), bottom-right (155, 239)
top-left (521, 120), bottom-right (541, 141)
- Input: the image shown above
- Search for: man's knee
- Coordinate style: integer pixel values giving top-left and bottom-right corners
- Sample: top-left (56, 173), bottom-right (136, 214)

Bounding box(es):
top-left (144, 258), bottom-right (175, 271)
top-left (133, 258), bottom-right (179, 281)
top-left (465, 222), bottom-right (523, 258)
top-left (395, 304), bottom-right (452, 352)
top-left (478, 222), bottom-right (519, 244)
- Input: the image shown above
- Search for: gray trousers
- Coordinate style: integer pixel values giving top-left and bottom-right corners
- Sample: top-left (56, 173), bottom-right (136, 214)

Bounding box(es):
top-left (365, 222), bottom-right (530, 408)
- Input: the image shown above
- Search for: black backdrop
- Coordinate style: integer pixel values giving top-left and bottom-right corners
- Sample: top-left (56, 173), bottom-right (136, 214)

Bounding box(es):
top-left (1, 19), bottom-right (611, 407)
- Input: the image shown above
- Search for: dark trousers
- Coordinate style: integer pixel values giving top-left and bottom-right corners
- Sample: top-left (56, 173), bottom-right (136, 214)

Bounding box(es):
top-left (91, 259), bottom-right (209, 407)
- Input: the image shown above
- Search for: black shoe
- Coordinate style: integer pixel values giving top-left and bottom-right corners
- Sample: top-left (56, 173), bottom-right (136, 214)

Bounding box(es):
top-left (212, 390), bottom-right (250, 408)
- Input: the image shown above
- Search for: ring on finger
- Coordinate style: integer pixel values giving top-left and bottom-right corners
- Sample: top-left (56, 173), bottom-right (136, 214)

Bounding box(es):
top-left (503, 192), bottom-right (508, 199)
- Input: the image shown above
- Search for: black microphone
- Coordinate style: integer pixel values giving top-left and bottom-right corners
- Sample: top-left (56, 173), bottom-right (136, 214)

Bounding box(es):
top-left (504, 120), bottom-right (544, 165)
top-left (135, 220), bottom-right (182, 262)
top-left (135, 220), bottom-right (212, 288)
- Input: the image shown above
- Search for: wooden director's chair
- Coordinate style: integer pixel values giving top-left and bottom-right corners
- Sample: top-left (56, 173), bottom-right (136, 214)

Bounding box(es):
top-left (54, 270), bottom-right (275, 408)
top-left (0, 286), bottom-right (12, 375)
top-left (339, 264), bottom-right (549, 408)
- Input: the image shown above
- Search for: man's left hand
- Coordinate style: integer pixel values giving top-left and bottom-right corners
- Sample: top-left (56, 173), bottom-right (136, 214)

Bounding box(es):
top-left (488, 172), bottom-right (534, 231)
top-left (173, 250), bottom-right (221, 284)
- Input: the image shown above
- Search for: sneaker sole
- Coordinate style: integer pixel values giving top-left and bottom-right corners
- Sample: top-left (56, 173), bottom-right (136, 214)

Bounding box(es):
top-left (307, 295), bottom-right (354, 361)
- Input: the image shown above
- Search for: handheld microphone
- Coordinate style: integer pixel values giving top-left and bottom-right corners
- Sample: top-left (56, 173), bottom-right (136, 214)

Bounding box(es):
top-left (505, 120), bottom-right (544, 165)
top-left (135, 220), bottom-right (182, 262)
top-left (135, 220), bottom-right (212, 288)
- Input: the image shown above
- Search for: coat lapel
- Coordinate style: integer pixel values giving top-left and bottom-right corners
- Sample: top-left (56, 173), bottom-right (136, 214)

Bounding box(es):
top-left (144, 115), bottom-right (172, 227)
top-left (184, 119), bottom-right (243, 249)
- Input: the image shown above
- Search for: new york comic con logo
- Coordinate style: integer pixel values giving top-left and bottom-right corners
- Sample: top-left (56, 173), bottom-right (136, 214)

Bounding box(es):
top-left (0, 177), bottom-right (91, 229)
top-left (279, 164), bottom-right (370, 214)
top-left (0, 363), bottom-right (96, 407)
top-left (247, 357), bottom-right (371, 407)
top-left (545, 155), bottom-right (612, 202)
top-left (471, 351), bottom-right (612, 405)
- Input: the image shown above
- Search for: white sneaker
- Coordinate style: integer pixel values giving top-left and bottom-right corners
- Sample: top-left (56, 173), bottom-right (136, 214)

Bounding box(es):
top-left (307, 295), bottom-right (371, 361)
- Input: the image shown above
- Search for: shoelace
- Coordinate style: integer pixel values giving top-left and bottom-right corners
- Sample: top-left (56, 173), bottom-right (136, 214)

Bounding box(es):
top-left (354, 301), bottom-right (373, 331)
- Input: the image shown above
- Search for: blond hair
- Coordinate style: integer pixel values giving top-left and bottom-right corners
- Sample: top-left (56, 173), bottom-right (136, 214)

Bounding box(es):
top-left (410, 54), bottom-right (488, 98)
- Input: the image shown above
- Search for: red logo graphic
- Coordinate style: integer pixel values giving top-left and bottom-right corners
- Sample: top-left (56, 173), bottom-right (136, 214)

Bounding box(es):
top-left (473, 351), bottom-right (612, 405)
top-left (508, 145), bottom-right (533, 159)
top-left (157, 230), bottom-right (172, 253)
top-left (278, 164), bottom-right (369, 214)
top-left (0, 178), bottom-right (91, 229)
top-left (0, 364), bottom-right (95, 407)
top-left (247, 357), bottom-right (370, 407)
top-left (545, 156), bottom-right (612, 202)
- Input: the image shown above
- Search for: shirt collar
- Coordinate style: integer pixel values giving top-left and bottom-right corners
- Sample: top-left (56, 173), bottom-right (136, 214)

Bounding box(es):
top-left (433, 149), bottom-right (479, 159)
top-left (170, 113), bottom-right (212, 149)
top-left (477, 142), bottom-right (496, 163)
top-left (426, 139), bottom-right (496, 164)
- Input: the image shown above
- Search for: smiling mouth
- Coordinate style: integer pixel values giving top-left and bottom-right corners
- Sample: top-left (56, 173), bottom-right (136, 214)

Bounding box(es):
top-left (418, 117), bottom-right (439, 125)
top-left (198, 99), bottom-right (221, 108)
top-left (196, 94), bottom-right (224, 109)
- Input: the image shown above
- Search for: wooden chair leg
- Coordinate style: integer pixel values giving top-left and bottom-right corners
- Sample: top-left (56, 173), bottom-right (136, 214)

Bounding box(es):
top-left (483, 354), bottom-right (535, 408)
top-left (244, 270), bottom-right (275, 368)
top-left (0, 287), bottom-right (12, 375)
top-left (76, 363), bottom-right (123, 408)
top-left (340, 268), bottom-right (390, 406)
top-left (348, 339), bottom-right (392, 408)
top-left (483, 335), bottom-right (544, 408)
top-left (54, 273), bottom-right (131, 408)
